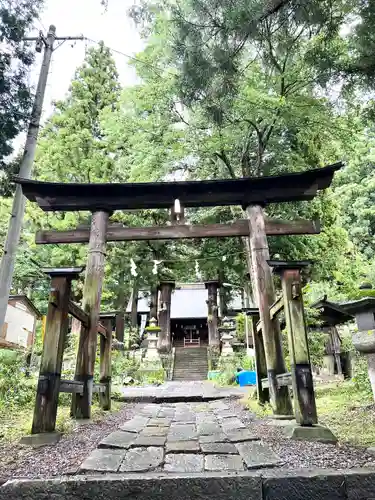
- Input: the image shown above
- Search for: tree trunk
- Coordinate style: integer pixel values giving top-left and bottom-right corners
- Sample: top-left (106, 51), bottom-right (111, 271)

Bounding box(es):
top-left (115, 270), bottom-right (125, 342)
top-left (218, 269), bottom-right (227, 317)
top-left (158, 281), bottom-right (174, 352)
top-left (130, 281), bottom-right (138, 328)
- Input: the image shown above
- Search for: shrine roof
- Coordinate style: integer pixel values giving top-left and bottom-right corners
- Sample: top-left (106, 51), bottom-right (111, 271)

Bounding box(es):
top-left (311, 297), bottom-right (354, 326)
top-left (15, 162), bottom-right (342, 212)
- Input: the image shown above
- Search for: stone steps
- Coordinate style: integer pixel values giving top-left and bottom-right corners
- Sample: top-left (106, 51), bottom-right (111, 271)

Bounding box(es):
top-left (172, 347), bottom-right (208, 381)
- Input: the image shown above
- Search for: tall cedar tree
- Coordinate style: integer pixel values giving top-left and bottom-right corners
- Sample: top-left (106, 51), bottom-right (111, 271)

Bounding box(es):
top-left (35, 42), bottom-right (120, 182)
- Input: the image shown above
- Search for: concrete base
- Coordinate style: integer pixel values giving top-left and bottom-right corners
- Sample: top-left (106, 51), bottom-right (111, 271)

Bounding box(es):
top-left (20, 432), bottom-right (62, 447)
top-left (284, 423), bottom-right (338, 444)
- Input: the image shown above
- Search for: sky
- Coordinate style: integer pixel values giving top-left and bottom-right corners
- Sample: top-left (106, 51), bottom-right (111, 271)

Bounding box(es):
top-left (21, 0), bottom-right (145, 137)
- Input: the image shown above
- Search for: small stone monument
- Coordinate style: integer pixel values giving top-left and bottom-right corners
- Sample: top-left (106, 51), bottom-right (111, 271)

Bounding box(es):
top-left (219, 317), bottom-right (235, 357)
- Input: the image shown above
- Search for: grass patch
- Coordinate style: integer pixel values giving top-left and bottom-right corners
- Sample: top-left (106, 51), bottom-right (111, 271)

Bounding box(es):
top-left (316, 382), bottom-right (375, 447)
top-left (0, 399), bottom-right (123, 444)
top-left (244, 381), bottom-right (375, 447)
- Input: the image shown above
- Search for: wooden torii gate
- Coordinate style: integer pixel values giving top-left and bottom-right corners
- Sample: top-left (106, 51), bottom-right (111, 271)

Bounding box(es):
top-left (17, 162), bottom-right (342, 419)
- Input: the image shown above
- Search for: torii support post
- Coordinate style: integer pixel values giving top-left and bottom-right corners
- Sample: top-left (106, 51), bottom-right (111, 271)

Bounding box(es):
top-left (115, 312), bottom-right (124, 343)
top-left (99, 315), bottom-right (113, 411)
top-left (205, 280), bottom-right (220, 347)
top-left (245, 308), bottom-right (270, 405)
top-left (269, 261), bottom-right (317, 425)
top-left (71, 210), bottom-right (110, 419)
top-left (31, 267), bottom-right (84, 436)
top-left (158, 281), bottom-right (175, 352)
top-left (246, 205), bottom-right (293, 416)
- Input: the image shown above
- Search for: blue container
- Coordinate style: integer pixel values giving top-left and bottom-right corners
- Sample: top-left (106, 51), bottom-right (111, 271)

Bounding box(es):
top-left (237, 370), bottom-right (256, 387)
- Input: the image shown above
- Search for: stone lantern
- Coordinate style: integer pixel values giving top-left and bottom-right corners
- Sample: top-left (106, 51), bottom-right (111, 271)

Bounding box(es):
top-left (144, 317), bottom-right (162, 364)
top-left (219, 317), bottom-right (235, 357)
top-left (343, 291), bottom-right (375, 400)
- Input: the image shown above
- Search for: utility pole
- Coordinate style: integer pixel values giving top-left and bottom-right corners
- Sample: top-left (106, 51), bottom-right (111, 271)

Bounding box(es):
top-left (0, 25), bottom-right (84, 331)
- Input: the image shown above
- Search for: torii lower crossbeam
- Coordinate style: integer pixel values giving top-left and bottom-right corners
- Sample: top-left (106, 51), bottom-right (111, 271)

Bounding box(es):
top-left (35, 219), bottom-right (320, 244)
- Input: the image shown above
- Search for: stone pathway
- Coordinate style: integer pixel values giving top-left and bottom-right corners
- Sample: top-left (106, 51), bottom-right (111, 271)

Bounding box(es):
top-left (79, 400), bottom-right (282, 473)
top-left (119, 381), bottom-right (248, 403)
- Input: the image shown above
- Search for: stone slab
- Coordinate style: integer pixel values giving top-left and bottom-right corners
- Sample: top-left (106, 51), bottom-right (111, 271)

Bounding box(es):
top-left (119, 447), bottom-right (164, 472)
top-left (225, 429), bottom-right (260, 442)
top-left (140, 405), bottom-right (160, 417)
top-left (195, 412), bottom-right (217, 424)
top-left (197, 422), bottom-right (222, 435)
top-left (141, 426), bottom-right (169, 436)
top-left (158, 408), bottom-right (176, 418)
top-left (98, 431), bottom-right (134, 449)
top-left (236, 442), bottom-right (282, 469)
top-left (79, 448), bottom-right (125, 472)
top-left (199, 433), bottom-right (228, 443)
top-left (263, 469), bottom-right (347, 500)
top-left (284, 424), bottom-right (338, 444)
top-left (19, 432), bottom-right (61, 447)
top-left (173, 413), bottom-right (196, 423)
top-left (345, 469), bottom-right (375, 500)
top-left (164, 453), bottom-right (204, 472)
top-left (215, 410), bottom-right (237, 419)
top-left (205, 454), bottom-right (245, 471)
top-left (166, 440), bottom-right (200, 453)
top-left (201, 442), bottom-right (238, 454)
top-left (209, 401), bottom-right (230, 411)
top-left (119, 417), bottom-right (149, 433)
top-left (132, 435), bottom-right (167, 447)
top-left (5, 470), bottom-right (375, 500)
top-left (192, 403), bottom-right (211, 412)
top-left (168, 424), bottom-right (198, 441)
top-left (221, 418), bottom-right (246, 431)
top-left (148, 418), bottom-right (172, 427)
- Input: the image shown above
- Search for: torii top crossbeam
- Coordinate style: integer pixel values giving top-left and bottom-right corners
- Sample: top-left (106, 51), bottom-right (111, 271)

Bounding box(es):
top-left (15, 163), bottom-right (342, 212)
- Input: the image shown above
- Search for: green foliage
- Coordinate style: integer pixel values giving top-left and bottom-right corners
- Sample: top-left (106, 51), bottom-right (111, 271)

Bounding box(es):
top-left (137, 368), bottom-right (165, 384)
top-left (308, 330), bottom-right (327, 368)
top-left (215, 352), bottom-right (255, 386)
top-left (111, 351), bottom-right (140, 382)
top-left (0, 0), bottom-right (43, 175)
top-left (352, 353), bottom-right (372, 395)
top-left (0, 349), bottom-right (35, 408)
top-left (236, 313), bottom-right (245, 343)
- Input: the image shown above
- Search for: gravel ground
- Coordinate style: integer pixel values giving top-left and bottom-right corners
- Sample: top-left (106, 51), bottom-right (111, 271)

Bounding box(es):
top-left (0, 403), bottom-right (136, 482)
top-left (228, 399), bottom-right (375, 470)
top-left (1, 397), bottom-right (374, 482)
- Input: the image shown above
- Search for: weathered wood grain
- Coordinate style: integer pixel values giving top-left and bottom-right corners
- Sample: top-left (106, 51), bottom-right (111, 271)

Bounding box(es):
top-left (71, 210), bottom-right (109, 419)
top-left (35, 219), bottom-right (321, 244)
top-left (205, 281), bottom-right (220, 347)
top-left (246, 205), bottom-right (293, 416)
top-left (158, 281), bottom-right (175, 352)
top-left (279, 266), bottom-right (318, 425)
top-left (32, 275), bottom-right (72, 434)
top-left (99, 318), bottom-right (112, 410)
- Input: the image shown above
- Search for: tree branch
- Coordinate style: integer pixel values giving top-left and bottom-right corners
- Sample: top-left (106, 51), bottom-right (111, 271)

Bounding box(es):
top-left (215, 150), bottom-right (236, 179)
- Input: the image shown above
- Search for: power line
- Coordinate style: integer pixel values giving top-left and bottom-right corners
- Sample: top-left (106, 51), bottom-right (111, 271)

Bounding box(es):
top-left (84, 36), bottom-right (163, 76)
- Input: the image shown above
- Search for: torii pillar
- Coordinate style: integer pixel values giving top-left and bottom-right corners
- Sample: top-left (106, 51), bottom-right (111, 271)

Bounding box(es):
top-left (71, 210), bottom-right (110, 419)
top-left (158, 281), bottom-right (175, 352)
top-left (205, 280), bottom-right (220, 347)
top-left (246, 205), bottom-right (293, 416)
